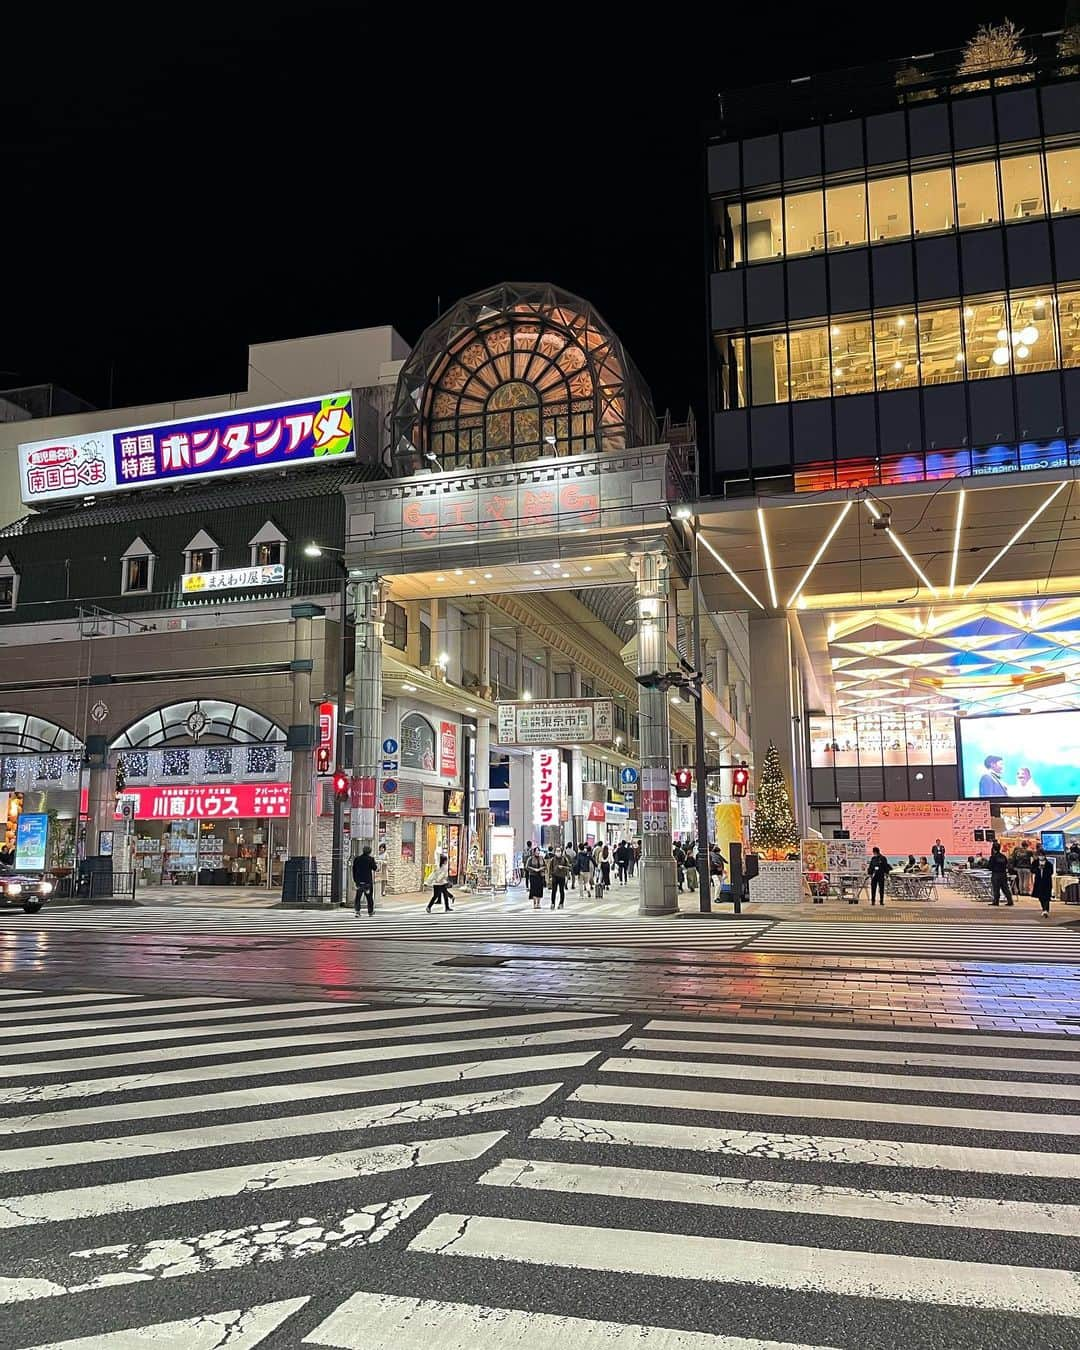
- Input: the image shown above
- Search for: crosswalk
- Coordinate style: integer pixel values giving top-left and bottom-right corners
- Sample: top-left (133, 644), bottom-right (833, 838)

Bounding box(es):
top-left (743, 919), bottom-right (1080, 962)
top-left (1, 986), bottom-right (1079, 1345)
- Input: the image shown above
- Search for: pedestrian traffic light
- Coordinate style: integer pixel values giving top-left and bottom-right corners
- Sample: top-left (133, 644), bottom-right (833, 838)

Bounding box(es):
top-left (332, 768), bottom-right (350, 801)
top-left (732, 763), bottom-right (750, 798)
top-left (315, 745), bottom-right (331, 775)
top-left (674, 768), bottom-right (693, 798)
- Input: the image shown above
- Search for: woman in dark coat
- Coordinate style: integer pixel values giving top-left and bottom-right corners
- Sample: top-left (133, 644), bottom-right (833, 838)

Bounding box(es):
top-left (1031, 848), bottom-right (1055, 916)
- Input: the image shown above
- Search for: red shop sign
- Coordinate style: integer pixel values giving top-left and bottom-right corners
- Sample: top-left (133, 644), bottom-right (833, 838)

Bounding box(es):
top-left (439, 721), bottom-right (458, 778)
top-left (114, 783), bottom-right (292, 821)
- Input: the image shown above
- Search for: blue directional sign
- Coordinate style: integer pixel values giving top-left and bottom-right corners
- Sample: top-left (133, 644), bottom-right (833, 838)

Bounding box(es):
top-left (620, 766), bottom-right (639, 786)
top-left (382, 759), bottom-right (399, 772)
top-left (382, 738), bottom-right (398, 755)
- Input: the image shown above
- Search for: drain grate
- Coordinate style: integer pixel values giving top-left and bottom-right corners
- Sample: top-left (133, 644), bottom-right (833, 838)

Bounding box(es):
top-left (436, 955), bottom-right (509, 968)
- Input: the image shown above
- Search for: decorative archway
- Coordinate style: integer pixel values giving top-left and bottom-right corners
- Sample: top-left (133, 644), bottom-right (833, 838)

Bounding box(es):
top-left (0, 711), bottom-right (82, 755)
top-left (110, 699), bottom-right (286, 749)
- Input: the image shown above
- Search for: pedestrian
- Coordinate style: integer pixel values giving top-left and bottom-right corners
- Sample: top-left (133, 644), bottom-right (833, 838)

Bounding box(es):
top-left (628, 841), bottom-right (639, 878)
top-left (351, 845), bottom-right (376, 916)
top-left (684, 845), bottom-right (699, 892)
top-left (903, 853), bottom-right (918, 873)
top-left (615, 840), bottom-right (629, 885)
top-left (550, 845), bottom-right (570, 909)
top-left (597, 844), bottom-right (611, 898)
top-left (673, 842), bottom-right (686, 891)
top-left (526, 848), bottom-right (546, 909)
top-left (1032, 846), bottom-right (1054, 917)
top-left (426, 853), bottom-right (453, 913)
top-left (988, 842), bottom-right (1014, 906)
top-left (573, 842), bottom-right (590, 893)
top-left (1011, 839), bottom-right (1034, 896)
top-left (867, 846), bottom-right (891, 906)
top-left (931, 838), bottom-right (946, 878)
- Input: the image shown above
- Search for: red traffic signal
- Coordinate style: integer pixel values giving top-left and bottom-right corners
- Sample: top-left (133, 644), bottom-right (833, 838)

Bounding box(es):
top-left (732, 763), bottom-right (750, 798)
top-left (674, 768), bottom-right (693, 798)
top-left (332, 769), bottom-right (350, 801)
top-left (315, 745), bottom-right (332, 775)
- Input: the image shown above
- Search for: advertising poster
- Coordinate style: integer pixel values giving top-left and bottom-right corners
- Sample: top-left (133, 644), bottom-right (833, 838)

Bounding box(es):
top-left (15, 812), bottom-right (48, 872)
top-left (497, 698), bottom-right (614, 746)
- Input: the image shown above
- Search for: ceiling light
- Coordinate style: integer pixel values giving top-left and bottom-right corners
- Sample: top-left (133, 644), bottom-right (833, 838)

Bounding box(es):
top-left (786, 500), bottom-right (852, 607)
top-left (864, 500), bottom-right (938, 595)
top-left (1020, 325), bottom-right (1038, 345)
top-left (402, 683), bottom-right (417, 692)
top-left (465, 705), bottom-right (477, 712)
top-left (468, 578), bottom-right (477, 585)
top-left (533, 569), bottom-right (542, 576)
top-left (954, 352), bottom-right (965, 363)
top-left (698, 533), bottom-right (766, 612)
top-left (1016, 344), bottom-right (1030, 359)
top-left (996, 328), bottom-right (1008, 343)
top-left (436, 575), bottom-right (446, 582)
top-left (757, 508), bottom-right (778, 609)
top-left (522, 690), bottom-right (532, 701)
top-left (454, 568), bottom-right (463, 576)
top-left (964, 481), bottom-right (1069, 596)
top-left (582, 565), bottom-right (592, 572)
top-left (483, 572), bottom-right (493, 580)
top-left (437, 652), bottom-right (449, 666)
top-left (964, 307), bottom-right (974, 318)
top-left (896, 317), bottom-right (906, 327)
top-left (893, 360), bottom-right (903, 370)
top-left (674, 505), bottom-right (692, 520)
top-left (948, 489), bottom-right (965, 596)
top-left (992, 346), bottom-right (1010, 366)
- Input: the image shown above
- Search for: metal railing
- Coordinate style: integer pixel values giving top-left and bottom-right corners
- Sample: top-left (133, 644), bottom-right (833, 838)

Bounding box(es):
top-left (53, 870), bottom-right (138, 902)
top-left (287, 871), bottom-right (336, 905)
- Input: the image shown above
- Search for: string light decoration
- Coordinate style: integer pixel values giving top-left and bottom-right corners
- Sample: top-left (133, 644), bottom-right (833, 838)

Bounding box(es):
top-left (750, 741), bottom-right (800, 856)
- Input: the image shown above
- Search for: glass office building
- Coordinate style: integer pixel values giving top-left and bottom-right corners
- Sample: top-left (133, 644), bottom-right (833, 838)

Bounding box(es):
top-left (706, 36), bottom-right (1080, 495)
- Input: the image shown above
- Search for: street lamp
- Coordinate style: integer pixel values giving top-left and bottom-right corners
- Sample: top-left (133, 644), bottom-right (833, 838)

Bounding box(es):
top-left (305, 542), bottom-right (350, 906)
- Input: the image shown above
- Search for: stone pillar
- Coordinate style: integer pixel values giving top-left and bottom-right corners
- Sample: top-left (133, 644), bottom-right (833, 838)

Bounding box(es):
top-left (86, 763), bottom-right (114, 857)
top-left (478, 604), bottom-right (492, 700)
top-left (515, 629), bottom-right (526, 698)
top-left (714, 642), bottom-right (730, 714)
top-left (632, 547), bottom-right (677, 915)
top-left (570, 668), bottom-right (584, 843)
top-left (749, 614), bottom-right (807, 832)
top-left (475, 714), bottom-right (491, 864)
top-left (351, 574), bottom-right (386, 853)
top-left (405, 601), bottom-right (422, 668)
top-left (429, 597), bottom-right (446, 673)
top-left (286, 609), bottom-right (316, 864)
top-left (545, 647), bottom-right (554, 698)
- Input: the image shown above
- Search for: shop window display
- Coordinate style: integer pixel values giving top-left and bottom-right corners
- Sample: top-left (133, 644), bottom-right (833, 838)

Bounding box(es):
top-left (401, 713), bottom-right (437, 772)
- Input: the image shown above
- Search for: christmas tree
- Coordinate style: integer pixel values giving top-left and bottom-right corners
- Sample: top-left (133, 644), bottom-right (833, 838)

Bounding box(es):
top-left (751, 741), bottom-right (800, 856)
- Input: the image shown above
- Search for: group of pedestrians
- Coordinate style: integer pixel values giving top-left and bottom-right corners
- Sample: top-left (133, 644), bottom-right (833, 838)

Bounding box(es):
top-left (521, 838), bottom-right (640, 909)
top-left (867, 838), bottom-right (1059, 914)
top-left (672, 840), bottom-right (726, 891)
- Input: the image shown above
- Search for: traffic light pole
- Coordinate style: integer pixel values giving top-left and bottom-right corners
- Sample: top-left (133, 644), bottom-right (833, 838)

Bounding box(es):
top-left (330, 563), bottom-right (348, 907)
top-left (689, 518), bottom-right (712, 915)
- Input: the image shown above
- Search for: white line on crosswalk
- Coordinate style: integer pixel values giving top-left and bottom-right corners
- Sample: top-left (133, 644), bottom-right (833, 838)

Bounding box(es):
top-left (571, 1082), bottom-right (1080, 1135)
top-left (480, 1156), bottom-right (1080, 1236)
top-left (0, 1051), bottom-right (600, 1136)
top-left (0, 993), bottom-right (143, 1011)
top-left (302, 1290), bottom-right (837, 1350)
top-left (532, 1115), bottom-right (1080, 1176)
top-left (0, 1009), bottom-right (609, 1073)
top-left (20, 1297), bottom-right (310, 1349)
top-left (601, 1054), bottom-right (1080, 1101)
top-left (644, 1019), bottom-right (1080, 1054)
top-left (0, 996), bottom-right (231, 1024)
top-left (625, 1036), bottom-right (1080, 1076)
top-left (534, 1112), bottom-right (1080, 1177)
top-left (409, 1211), bottom-right (1080, 1316)
top-left (0, 1023), bottom-right (629, 1106)
top-left (0, 1130), bottom-right (505, 1229)
top-left (0, 1082), bottom-right (560, 1176)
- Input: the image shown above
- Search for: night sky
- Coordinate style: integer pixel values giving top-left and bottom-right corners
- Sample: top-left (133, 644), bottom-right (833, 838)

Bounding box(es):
top-left (1, 4), bottom-right (1067, 426)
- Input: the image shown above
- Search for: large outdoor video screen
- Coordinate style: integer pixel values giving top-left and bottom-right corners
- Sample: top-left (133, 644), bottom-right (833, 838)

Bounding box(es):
top-left (958, 711), bottom-right (1080, 799)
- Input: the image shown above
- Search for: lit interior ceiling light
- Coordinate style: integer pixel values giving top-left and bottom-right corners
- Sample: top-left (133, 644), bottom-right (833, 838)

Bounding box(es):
top-left (948, 489), bottom-right (965, 596)
top-left (864, 499), bottom-right (938, 595)
top-left (757, 508), bottom-right (779, 608)
top-left (992, 346), bottom-right (1010, 365)
top-left (963, 481), bottom-right (1069, 596)
top-left (786, 500), bottom-right (853, 607)
top-left (699, 532), bottom-right (765, 611)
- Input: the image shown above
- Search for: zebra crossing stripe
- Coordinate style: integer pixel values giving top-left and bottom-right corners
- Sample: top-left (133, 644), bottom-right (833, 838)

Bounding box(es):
top-left (479, 1156), bottom-right (1080, 1237)
top-left (0, 1130), bottom-right (505, 1230)
top-left (572, 1082), bottom-right (1080, 1135)
top-left (625, 1036), bottom-right (1080, 1076)
top-left (644, 1019), bottom-right (1080, 1054)
top-left (0, 1023), bottom-right (629, 1107)
top-left (302, 1290), bottom-right (837, 1350)
top-left (530, 1115), bottom-right (1080, 1178)
top-left (0, 1008), bottom-right (609, 1071)
top-left (19, 1297), bottom-right (309, 1349)
top-left (0, 1083), bottom-right (561, 1176)
top-left (408, 1211), bottom-right (1080, 1316)
top-left (0, 992), bottom-right (143, 1010)
top-left (0, 1051), bottom-right (600, 1137)
top-left (601, 1055), bottom-right (1080, 1101)
top-left (0, 996), bottom-right (231, 1025)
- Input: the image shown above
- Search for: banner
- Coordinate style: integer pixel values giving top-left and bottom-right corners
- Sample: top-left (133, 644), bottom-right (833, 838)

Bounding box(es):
top-left (439, 721), bottom-right (458, 778)
top-left (534, 750), bottom-right (558, 827)
top-left (114, 784), bottom-right (291, 820)
top-left (19, 392), bottom-right (354, 505)
top-left (14, 813), bottom-right (48, 871)
top-left (497, 698), bottom-right (614, 746)
top-left (640, 766), bottom-right (670, 835)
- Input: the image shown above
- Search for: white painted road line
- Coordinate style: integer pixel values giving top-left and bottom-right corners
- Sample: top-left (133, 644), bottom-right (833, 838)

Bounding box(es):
top-left (20, 1297), bottom-right (309, 1349)
top-left (643, 1020), bottom-right (1080, 1054)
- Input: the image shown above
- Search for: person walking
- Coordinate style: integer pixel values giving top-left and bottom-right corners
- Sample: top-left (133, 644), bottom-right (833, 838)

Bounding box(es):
top-left (628, 841), bottom-right (639, 878)
top-left (597, 844), bottom-right (611, 899)
top-left (615, 840), bottom-right (629, 885)
top-left (426, 854), bottom-right (452, 913)
top-left (550, 846), bottom-right (570, 909)
top-left (1032, 847), bottom-right (1054, 917)
top-left (931, 839), bottom-right (946, 879)
top-left (684, 845), bottom-right (699, 893)
top-left (526, 848), bottom-right (546, 909)
top-left (673, 842), bottom-right (686, 892)
top-left (988, 843), bottom-right (1014, 906)
top-left (867, 846), bottom-right (891, 906)
top-left (1011, 840), bottom-right (1034, 896)
top-left (351, 845), bottom-right (377, 916)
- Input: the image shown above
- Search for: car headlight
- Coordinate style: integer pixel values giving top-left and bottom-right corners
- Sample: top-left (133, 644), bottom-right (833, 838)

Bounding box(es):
top-left (6, 883), bottom-right (21, 896)
top-left (38, 882), bottom-right (52, 896)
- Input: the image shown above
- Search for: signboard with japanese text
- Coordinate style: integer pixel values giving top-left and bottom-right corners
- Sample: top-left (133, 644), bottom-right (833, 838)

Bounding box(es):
top-left (497, 698), bottom-right (614, 747)
top-left (640, 766), bottom-right (670, 835)
top-left (533, 750), bottom-right (558, 828)
top-left (181, 564), bottom-right (285, 595)
top-left (113, 783), bottom-right (291, 821)
top-left (18, 392), bottom-right (355, 505)
top-left (317, 701), bottom-right (336, 773)
top-left (15, 813), bottom-right (48, 871)
top-left (439, 721), bottom-right (458, 778)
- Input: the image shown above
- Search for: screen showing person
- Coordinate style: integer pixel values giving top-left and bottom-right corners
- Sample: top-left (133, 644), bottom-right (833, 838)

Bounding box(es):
top-left (1040, 831), bottom-right (1065, 854)
top-left (958, 711), bottom-right (1080, 798)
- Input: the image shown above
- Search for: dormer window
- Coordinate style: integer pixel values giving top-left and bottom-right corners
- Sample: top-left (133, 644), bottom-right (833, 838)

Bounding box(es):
top-left (121, 537), bottom-right (156, 595)
top-left (183, 529), bottom-right (220, 576)
top-left (249, 520), bottom-right (287, 569)
top-left (0, 555), bottom-right (18, 611)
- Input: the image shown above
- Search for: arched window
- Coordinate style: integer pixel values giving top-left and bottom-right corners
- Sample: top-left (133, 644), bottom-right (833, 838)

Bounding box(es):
top-left (400, 712), bottom-right (437, 772)
top-left (111, 700), bottom-right (286, 749)
top-left (0, 712), bottom-right (82, 754)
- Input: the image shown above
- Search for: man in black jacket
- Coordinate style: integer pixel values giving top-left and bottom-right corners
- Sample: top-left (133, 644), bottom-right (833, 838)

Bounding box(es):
top-left (988, 843), bottom-right (1014, 906)
top-left (931, 839), bottom-right (946, 879)
top-left (351, 846), bottom-right (377, 916)
top-left (867, 847), bottom-right (891, 906)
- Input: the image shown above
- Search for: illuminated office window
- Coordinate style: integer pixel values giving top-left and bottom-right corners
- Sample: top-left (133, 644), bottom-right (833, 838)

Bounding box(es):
top-left (825, 182), bottom-right (867, 249)
top-left (744, 197), bottom-right (783, 261)
top-left (784, 189), bottom-right (825, 257)
top-left (1046, 148), bottom-right (1080, 215)
top-left (954, 160), bottom-right (1000, 226)
top-left (750, 332), bottom-right (789, 405)
top-left (964, 295), bottom-right (1011, 377)
top-left (829, 319), bottom-right (874, 395)
top-left (1010, 293), bottom-right (1056, 372)
top-left (1058, 287), bottom-right (1080, 367)
top-left (868, 174), bottom-right (911, 241)
top-left (912, 168), bottom-right (955, 235)
top-left (788, 325), bottom-right (831, 400)
top-left (918, 304), bottom-right (964, 383)
top-left (1000, 152), bottom-right (1046, 220)
top-left (872, 312), bottom-right (918, 390)
top-left (725, 201), bottom-right (745, 266)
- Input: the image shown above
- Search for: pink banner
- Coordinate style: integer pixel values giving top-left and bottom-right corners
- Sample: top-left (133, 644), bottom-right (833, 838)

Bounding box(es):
top-left (115, 783), bottom-right (291, 821)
